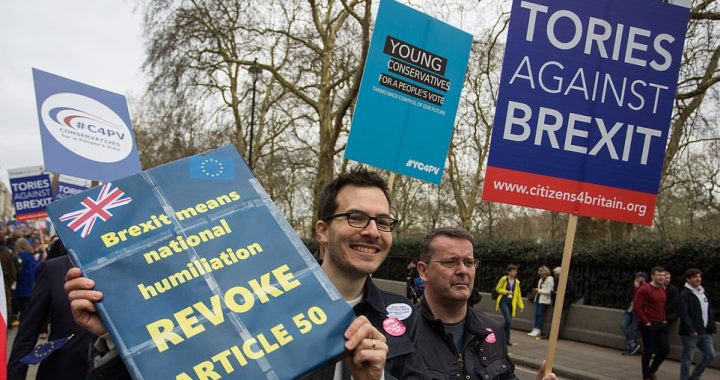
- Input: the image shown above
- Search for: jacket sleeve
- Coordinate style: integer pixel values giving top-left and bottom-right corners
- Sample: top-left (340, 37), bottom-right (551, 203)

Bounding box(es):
top-left (678, 291), bottom-right (696, 335)
top-left (517, 280), bottom-right (524, 309)
top-left (702, 290), bottom-right (716, 334)
top-left (538, 277), bottom-right (554, 295)
top-left (633, 286), bottom-right (650, 324)
top-left (7, 263), bottom-right (51, 380)
top-left (391, 309), bottom-right (430, 380)
top-left (496, 276), bottom-right (507, 295)
top-left (87, 336), bottom-right (132, 380)
top-left (665, 286), bottom-right (680, 322)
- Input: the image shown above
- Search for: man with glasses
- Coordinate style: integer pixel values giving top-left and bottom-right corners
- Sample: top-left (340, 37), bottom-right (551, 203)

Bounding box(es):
top-left (311, 168), bottom-right (426, 379)
top-left (415, 227), bottom-right (556, 380)
top-left (65, 168), bottom-right (424, 379)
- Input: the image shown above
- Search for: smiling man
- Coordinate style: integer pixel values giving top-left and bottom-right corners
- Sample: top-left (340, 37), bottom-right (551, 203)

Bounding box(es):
top-left (415, 227), bottom-right (556, 380)
top-left (312, 168), bottom-right (426, 379)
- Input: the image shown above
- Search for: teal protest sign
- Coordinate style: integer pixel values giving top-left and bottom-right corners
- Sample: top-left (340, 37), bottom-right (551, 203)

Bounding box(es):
top-left (47, 145), bottom-right (354, 379)
top-left (345, 0), bottom-right (472, 184)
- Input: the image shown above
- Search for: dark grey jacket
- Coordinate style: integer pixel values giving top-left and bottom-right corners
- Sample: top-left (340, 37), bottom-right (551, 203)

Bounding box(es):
top-left (416, 298), bottom-right (518, 380)
top-left (679, 286), bottom-right (716, 336)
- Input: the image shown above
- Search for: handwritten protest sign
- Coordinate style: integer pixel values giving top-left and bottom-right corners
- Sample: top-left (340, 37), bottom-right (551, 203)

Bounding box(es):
top-left (47, 145), bottom-right (354, 379)
top-left (345, 0), bottom-right (472, 184)
top-left (9, 166), bottom-right (53, 221)
top-left (482, 0), bottom-right (690, 225)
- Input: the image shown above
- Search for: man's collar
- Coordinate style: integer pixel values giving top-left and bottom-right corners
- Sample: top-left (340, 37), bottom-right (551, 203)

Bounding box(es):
top-left (356, 277), bottom-right (388, 315)
top-left (420, 298), bottom-right (488, 336)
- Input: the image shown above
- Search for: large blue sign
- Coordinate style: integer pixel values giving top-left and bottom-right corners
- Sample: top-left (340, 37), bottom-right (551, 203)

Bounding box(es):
top-left (47, 145), bottom-right (354, 379)
top-left (345, 0), bottom-right (472, 184)
top-left (482, 0), bottom-right (689, 225)
top-left (33, 68), bottom-right (142, 182)
top-left (8, 166), bottom-right (53, 221)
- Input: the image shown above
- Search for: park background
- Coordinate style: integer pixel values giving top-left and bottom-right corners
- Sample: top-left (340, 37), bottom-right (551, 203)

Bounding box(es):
top-left (1, 0), bottom-right (718, 314)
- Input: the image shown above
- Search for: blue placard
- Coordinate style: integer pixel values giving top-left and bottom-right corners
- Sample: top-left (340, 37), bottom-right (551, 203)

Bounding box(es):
top-left (33, 68), bottom-right (142, 182)
top-left (47, 145), bottom-right (354, 379)
top-left (345, 0), bottom-right (472, 184)
top-left (54, 175), bottom-right (93, 201)
top-left (9, 167), bottom-right (53, 221)
top-left (482, 0), bottom-right (690, 225)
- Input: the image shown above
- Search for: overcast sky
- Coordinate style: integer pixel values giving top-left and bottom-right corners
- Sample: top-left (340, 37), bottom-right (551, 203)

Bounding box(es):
top-left (0, 0), bottom-right (145, 188)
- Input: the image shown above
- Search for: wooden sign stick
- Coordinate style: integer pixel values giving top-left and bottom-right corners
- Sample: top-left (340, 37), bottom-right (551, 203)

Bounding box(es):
top-left (388, 172), bottom-right (398, 194)
top-left (544, 214), bottom-right (578, 375)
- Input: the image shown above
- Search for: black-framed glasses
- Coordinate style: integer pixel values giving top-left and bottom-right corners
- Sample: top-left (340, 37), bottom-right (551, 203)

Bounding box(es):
top-left (325, 211), bottom-right (399, 232)
top-left (428, 258), bottom-right (480, 269)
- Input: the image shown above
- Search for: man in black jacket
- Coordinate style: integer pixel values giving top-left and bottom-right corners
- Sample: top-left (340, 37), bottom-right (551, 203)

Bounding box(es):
top-left (678, 268), bottom-right (716, 380)
top-left (8, 240), bottom-right (95, 380)
top-left (414, 227), bottom-right (556, 380)
top-left (664, 270), bottom-right (681, 325)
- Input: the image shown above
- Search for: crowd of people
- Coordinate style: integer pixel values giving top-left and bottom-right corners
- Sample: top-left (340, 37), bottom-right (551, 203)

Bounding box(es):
top-left (1, 223), bottom-right (51, 326)
top-left (1, 168), bottom-right (715, 380)
top-left (1, 223), bottom-right (97, 380)
top-left (490, 262), bottom-right (715, 380)
top-left (624, 266), bottom-right (716, 380)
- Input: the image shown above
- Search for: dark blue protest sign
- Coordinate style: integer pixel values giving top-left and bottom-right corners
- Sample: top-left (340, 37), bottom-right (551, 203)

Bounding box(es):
top-left (54, 174), bottom-right (92, 201)
top-left (47, 145), bottom-right (354, 379)
top-left (33, 68), bottom-right (142, 182)
top-left (345, 0), bottom-right (472, 184)
top-left (482, 0), bottom-right (690, 225)
top-left (8, 166), bottom-right (53, 221)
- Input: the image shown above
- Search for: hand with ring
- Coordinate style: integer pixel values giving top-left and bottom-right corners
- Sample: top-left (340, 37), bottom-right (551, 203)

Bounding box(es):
top-left (343, 316), bottom-right (387, 380)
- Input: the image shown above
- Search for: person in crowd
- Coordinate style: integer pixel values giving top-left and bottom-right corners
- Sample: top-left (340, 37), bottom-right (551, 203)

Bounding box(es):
top-left (65, 168), bottom-right (426, 379)
top-left (543, 266), bottom-right (575, 339)
top-left (13, 237), bottom-right (37, 321)
top-left (415, 227), bottom-right (556, 380)
top-left (621, 271), bottom-right (647, 356)
top-left (406, 258), bottom-right (423, 304)
top-left (8, 239), bottom-right (96, 380)
top-left (678, 268), bottom-right (716, 380)
top-left (0, 235), bottom-right (18, 321)
top-left (664, 270), bottom-right (680, 327)
top-left (634, 266), bottom-right (669, 380)
top-left (495, 264), bottom-right (524, 346)
top-left (528, 266), bottom-right (554, 337)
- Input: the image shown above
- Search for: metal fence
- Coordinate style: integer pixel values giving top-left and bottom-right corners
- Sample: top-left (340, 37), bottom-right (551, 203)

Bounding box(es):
top-left (375, 255), bottom-right (718, 317)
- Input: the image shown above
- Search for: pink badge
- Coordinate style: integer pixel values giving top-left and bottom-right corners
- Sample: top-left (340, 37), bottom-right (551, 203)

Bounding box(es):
top-left (485, 328), bottom-right (496, 343)
top-left (382, 317), bottom-right (406, 337)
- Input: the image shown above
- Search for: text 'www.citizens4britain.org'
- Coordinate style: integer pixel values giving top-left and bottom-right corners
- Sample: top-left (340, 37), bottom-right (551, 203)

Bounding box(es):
top-left (491, 180), bottom-right (648, 217)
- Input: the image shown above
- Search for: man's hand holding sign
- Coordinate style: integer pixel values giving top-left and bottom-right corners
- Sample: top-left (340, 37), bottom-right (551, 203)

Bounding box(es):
top-left (65, 269), bottom-right (388, 379)
top-left (50, 146), bottom-right (384, 379)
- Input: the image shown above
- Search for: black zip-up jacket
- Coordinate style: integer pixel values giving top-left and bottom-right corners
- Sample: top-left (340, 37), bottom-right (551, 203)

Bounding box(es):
top-left (301, 277), bottom-right (429, 379)
top-left (416, 298), bottom-right (518, 380)
top-left (665, 283), bottom-right (681, 323)
top-left (679, 286), bottom-right (717, 336)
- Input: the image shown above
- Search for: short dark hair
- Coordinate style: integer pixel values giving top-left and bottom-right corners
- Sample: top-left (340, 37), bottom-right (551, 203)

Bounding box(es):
top-left (684, 268), bottom-right (702, 280)
top-left (317, 168), bottom-right (391, 220)
top-left (419, 227), bottom-right (474, 261)
top-left (651, 266), bottom-right (665, 275)
top-left (506, 264), bottom-right (518, 273)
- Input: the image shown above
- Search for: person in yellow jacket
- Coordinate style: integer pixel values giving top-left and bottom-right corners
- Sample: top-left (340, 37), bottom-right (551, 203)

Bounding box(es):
top-left (495, 264), bottom-right (524, 345)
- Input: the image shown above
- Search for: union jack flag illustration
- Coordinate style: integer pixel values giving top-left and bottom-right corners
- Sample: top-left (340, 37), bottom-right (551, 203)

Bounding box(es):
top-left (59, 183), bottom-right (132, 238)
